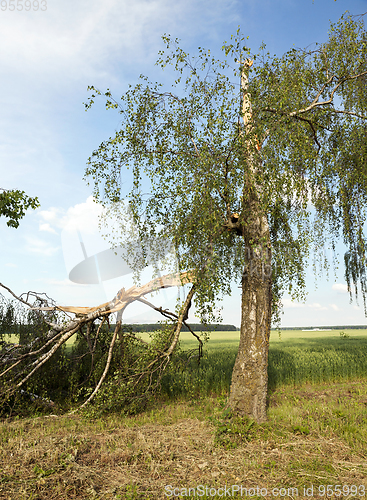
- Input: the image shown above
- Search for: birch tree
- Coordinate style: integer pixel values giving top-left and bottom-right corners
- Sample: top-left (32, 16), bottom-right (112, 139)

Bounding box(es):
top-left (83, 13), bottom-right (367, 422)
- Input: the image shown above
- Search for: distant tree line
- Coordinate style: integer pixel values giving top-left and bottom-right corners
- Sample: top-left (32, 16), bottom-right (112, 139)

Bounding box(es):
top-left (273, 325), bottom-right (367, 330)
top-left (0, 297), bottom-right (239, 338)
top-left (117, 323), bottom-right (239, 332)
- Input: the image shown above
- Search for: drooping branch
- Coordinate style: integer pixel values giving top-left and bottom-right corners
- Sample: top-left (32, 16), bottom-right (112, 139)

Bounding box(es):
top-left (130, 283), bottom-right (197, 392)
top-left (264, 71), bottom-right (367, 121)
top-left (11, 323), bottom-right (82, 391)
top-left (289, 70), bottom-right (367, 117)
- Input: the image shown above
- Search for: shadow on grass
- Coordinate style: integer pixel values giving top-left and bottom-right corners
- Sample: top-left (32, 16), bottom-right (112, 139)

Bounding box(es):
top-left (161, 337), bottom-right (367, 400)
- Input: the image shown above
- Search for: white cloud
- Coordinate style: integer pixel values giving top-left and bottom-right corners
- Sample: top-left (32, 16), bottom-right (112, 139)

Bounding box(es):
top-left (25, 236), bottom-right (60, 256)
top-left (282, 298), bottom-right (306, 309)
top-left (283, 298), bottom-right (329, 311)
top-left (308, 302), bottom-right (328, 311)
top-left (39, 223), bottom-right (58, 234)
top-left (0, 0), bottom-right (234, 87)
top-left (62, 196), bottom-right (103, 234)
top-left (38, 208), bottom-right (63, 223)
top-left (332, 283), bottom-right (350, 294)
top-left (330, 304), bottom-right (339, 311)
top-left (5, 263), bottom-right (17, 268)
top-left (39, 196), bottom-right (103, 234)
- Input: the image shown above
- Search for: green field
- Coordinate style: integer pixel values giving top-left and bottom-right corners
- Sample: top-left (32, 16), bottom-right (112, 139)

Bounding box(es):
top-left (5, 327), bottom-right (367, 348)
top-left (137, 327), bottom-right (367, 349)
top-left (174, 327), bottom-right (367, 351)
top-left (154, 328), bottom-right (367, 398)
top-left (3, 327), bottom-right (367, 396)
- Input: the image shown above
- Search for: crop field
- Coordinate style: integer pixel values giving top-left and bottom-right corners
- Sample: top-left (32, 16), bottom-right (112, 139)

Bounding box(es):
top-left (141, 328), bottom-right (367, 399)
top-left (4, 328), bottom-right (367, 398)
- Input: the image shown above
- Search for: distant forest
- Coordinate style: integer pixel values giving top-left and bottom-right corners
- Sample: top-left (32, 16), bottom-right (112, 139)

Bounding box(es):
top-left (119, 323), bottom-right (239, 332)
top-left (273, 325), bottom-right (367, 330)
top-left (115, 324), bottom-right (367, 333)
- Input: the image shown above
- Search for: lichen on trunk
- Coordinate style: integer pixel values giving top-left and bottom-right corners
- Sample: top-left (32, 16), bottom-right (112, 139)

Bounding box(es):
top-left (229, 255), bottom-right (271, 422)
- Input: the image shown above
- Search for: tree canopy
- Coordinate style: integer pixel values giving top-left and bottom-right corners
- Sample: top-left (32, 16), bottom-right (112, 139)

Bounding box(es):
top-left (0, 189), bottom-right (40, 228)
top-left (84, 13), bottom-right (367, 321)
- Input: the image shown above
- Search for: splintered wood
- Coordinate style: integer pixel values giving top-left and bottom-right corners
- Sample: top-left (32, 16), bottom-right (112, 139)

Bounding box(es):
top-left (37, 271), bottom-right (195, 316)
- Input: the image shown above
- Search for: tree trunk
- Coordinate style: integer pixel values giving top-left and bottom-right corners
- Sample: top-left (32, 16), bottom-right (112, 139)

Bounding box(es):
top-left (227, 59), bottom-right (272, 423)
top-left (228, 202), bottom-right (272, 423)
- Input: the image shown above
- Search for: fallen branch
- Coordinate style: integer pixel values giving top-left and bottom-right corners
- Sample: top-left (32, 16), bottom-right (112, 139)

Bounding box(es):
top-left (0, 271), bottom-right (197, 412)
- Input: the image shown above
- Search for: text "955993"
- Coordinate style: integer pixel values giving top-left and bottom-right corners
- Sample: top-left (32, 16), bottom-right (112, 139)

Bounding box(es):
top-left (1, 0), bottom-right (47, 11)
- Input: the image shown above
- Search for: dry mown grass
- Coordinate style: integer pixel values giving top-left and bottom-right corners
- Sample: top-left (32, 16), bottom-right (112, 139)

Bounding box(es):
top-left (1, 381), bottom-right (367, 499)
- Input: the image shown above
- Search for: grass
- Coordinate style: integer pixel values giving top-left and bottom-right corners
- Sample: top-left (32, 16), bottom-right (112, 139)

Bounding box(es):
top-left (1, 329), bottom-right (367, 498)
top-left (1, 382), bottom-right (367, 499)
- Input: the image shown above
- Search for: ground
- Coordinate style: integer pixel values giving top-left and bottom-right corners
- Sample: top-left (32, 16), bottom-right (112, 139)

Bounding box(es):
top-left (1, 380), bottom-right (367, 499)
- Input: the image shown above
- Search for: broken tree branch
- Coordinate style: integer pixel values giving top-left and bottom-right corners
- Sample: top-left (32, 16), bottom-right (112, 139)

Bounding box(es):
top-left (0, 270), bottom-right (197, 410)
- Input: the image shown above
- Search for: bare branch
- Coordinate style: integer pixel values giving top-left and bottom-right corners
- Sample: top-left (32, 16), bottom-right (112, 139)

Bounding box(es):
top-left (12, 324), bottom-right (81, 391)
top-left (54, 270), bottom-right (195, 317)
top-left (0, 282), bottom-right (36, 309)
top-left (71, 316), bottom-right (122, 412)
top-left (165, 284), bottom-right (196, 357)
top-left (135, 296), bottom-right (203, 362)
top-left (332, 109), bottom-right (367, 119)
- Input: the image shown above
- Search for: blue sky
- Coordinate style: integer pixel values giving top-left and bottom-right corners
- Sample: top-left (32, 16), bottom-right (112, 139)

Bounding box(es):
top-left (1, 0), bottom-right (367, 328)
